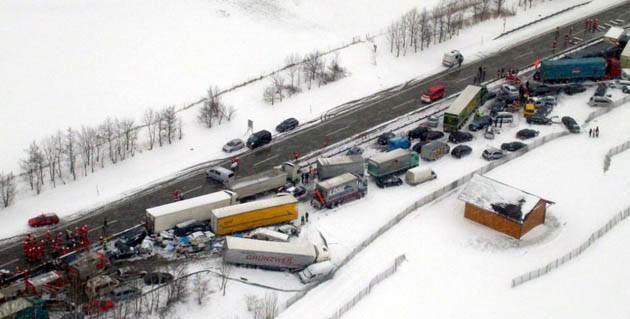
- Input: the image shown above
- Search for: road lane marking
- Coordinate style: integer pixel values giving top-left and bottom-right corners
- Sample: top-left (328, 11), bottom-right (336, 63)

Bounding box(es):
top-left (0, 259), bottom-right (18, 268)
top-left (514, 51), bottom-right (531, 59)
top-left (253, 154), bottom-right (279, 167)
top-left (326, 127), bottom-right (348, 136)
top-left (455, 74), bottom-right (473, 83)
top-left (182, 185), bottom-right (202, 196)
top-left (393, 99), bottom-right (417, 110)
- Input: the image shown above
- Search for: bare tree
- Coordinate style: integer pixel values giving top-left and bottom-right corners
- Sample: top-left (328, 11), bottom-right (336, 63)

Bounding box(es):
top-left (0, 172), bottom-right (16, 208)
top-left (21, 141), bottom-right (45, 194)
top-left (223, 105), bottom-right (237, 121)
top-left (284, 53), bottom-right (301, 87)
top-left (66, 127), bottom-right (77, 180)
top-left (405, 8), bottom-right (420, 52)
top-left (431, 6), bottom-right (442, 43)
top-left (270, 73), bottom-right (285, 102)
top-left (303, 51), bottom-right (322, 90)
top-left (419, 9), bottom-right (430, 51)
top-left (480, 0), bottom-right (491, 20)
top-left (494, 0), bottom-right (506, 15)
top-left (327, 52), bottom-right (346, 82)
top-left (263, 86), bottom-right (276, 105)
top-left (99, 118), bottom-right (117, 164)
top-left (77, 126), bottom-right (97, 176)
top-left (198, 86), bottom-right (222, 128)
top-left (144, 108), bottom-right (157, 150)
top-left (386, 22), bottom-right (397, 53)
top-left (54, 131), bottom-right (66, 183)
top-left (156, 111), bottom-right (164, 147)
top-left (41, 135), bottom-right (58, 187)
top-left (254, 292), bottom-right (278, 319)
top-left (161, 106), bottom-right (178, 145)
top-left (193, 274), bottom-right (212, 305)
top-left (119, 118), bottom-right (136, 158)
top-left (219, 258), bottom-right (231, 296)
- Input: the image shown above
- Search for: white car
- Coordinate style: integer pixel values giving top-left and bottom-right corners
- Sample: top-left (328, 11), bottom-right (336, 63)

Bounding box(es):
top-left (222, 138), bottom-right (244, 153)
top-left (501, 84), bottom-right (519, 98)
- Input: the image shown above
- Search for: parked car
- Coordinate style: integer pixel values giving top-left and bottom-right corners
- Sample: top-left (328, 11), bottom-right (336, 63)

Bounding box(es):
top-left (174, 220), bottom-right (208, 237)
top-left (501, 141), bottom-right (527, 152)
top-left (564, 83), bottom-right (586, 95)
top-left (82, 299), bottom-right (114, 315)
top-left (501, 84), bottom-right (519, 98)
top-left (561, 116), bottom-right (580, 133)
top-left (532, 95), bottom-right (557, 108)
top-left (421, 85), bottom-right (446, 103)
top-left (111, 241), bottom-right (137, 260)
top-left (275, 118), bottom-right (299, 133)
top-left (407, 126), bottom-right (429, 140)
top-left (345, 146), bottom-right (363, 155)
top-left (246, 130), bottom-right (272, 149)
top-left (588, 96), bottom-right (612, 107)
top-left (496, 92), bottom-right (518, 104)
top-left (205, 166), bottom-right (235, 184)
top-left (28, 213), bottom-right (60, 227)
top-left (531, 85), bottom-right (554, 96)
top-left (110, 286), bottom-right (141, 301)
top-left (412, 140), bottom-right (429, 153)
top-left (222, 138), bottom-right (244, 153)
top-left (419, 130), bottom-right (445, 141)
top-left (623, 85), bottom-right (630, 94)
top-left (526, 114), bottom-right (553, 125)
top-left (448, 131), bottom-right (473, 143)
top-left (484, 125), bottom-right (495, 140)
top-left (143, 272), bottom-right (174, 285)
top-left (118, 226), bottom-right (147, 247)
top-left (387, 135), bottom-right (411, 151)
top-left (451, 145), bottom-right (472, 158)
top-left (376, 176), bottom-right (403, 188)
top-left (516, 129), bottom-right (539, 140)
top-left (278, 185), bottom-right (307, 198)
top-left (485, 90), bottom-right (497, 100)
top-left (468, 116), bottom-right (493, 131)
top-left (116, 267), bottom-right (147, 281)
top-left (377, 132), bottom-right (395, 145)
top-left (594, 83), bottom-right (608, 97)
top-left (482, 147), bottom-right (505, 160)
top-left (536, 104), bottom-right (554, 117)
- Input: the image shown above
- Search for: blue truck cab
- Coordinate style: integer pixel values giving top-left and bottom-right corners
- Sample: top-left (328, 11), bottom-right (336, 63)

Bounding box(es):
top-left (386, 135), bottom-right (411, 151)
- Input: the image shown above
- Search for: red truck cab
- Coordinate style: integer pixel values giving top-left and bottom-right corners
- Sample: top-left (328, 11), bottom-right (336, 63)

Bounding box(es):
top-left (421, 85), bottom-right (445, 103)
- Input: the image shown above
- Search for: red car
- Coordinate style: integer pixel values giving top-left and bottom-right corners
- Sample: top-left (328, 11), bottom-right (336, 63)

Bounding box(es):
top-left (82, 299), bottom-right (114, 315)
top-left (28, 213), bottom-right (60, 227)
top-left (421, 85), bottom-right (445, 103)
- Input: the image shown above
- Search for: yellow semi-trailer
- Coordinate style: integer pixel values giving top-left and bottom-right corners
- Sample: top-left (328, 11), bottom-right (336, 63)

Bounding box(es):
top-left (145, 190), bottom-right (237, 233)
top-left (210, 195), bottom-right (298, 235)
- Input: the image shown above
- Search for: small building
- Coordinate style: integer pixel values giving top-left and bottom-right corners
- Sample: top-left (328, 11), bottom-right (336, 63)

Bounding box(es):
top-left (458, 174), bottom-right (553, 239)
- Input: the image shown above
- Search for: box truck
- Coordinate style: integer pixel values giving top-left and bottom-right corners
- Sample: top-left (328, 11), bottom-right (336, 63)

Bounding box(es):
top-left (209, 195), bottom-right (298, 235)
top-left (312, 173), bottom-right (368, 209)
top-left (145, 190), bottom-right (237, 233)
top-left (223, 236), bottom-right (330, 270)
top-left (316, 155), bottom-right (365, 181)
top-left (367, 148), bottom-right (419, 179)
top-left (229, 162), bottom-right (299, 200)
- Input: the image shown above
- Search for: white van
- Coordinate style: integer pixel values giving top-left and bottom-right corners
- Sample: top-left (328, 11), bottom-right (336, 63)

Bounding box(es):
top-left (205, 166), bottom-right (235, 184)
top-left (405, 167), bottom-right (437, 186)
top-left (621, 68), bottom-right (630, 81)
top-left (298, 261), bottom-right (336, 284)
top-left (492, 112), bottom-right (514, 125)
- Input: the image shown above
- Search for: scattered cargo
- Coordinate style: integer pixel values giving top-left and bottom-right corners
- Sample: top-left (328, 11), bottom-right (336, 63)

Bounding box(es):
top-left (223, 236), bottom-right (330, 270)
top-left (246, 228), bottom-right (290, 242)
top-left (209, 195), bottom-right (298, 236)
top-left (367, 148), bottom-right (419, 178)
top-left (316, 156), bottom-right (365, 181)
top-left (229, 162), bottom-right (299, 200)
top-left (145, 191), bottom-right (237, 233)
top-left (312, 173), bottom-right (368, 209)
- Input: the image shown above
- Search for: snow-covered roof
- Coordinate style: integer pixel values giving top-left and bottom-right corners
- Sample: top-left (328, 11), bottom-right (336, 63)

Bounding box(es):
top-left (146, 191), bottom-right (235, 217)
top-left (225, 236), bottom-right (314, 256)
top-left (368, 148), bottom-right (410, 165)
top-left (211, 195), bottom-right (297, 219)
top-left (317, 173), bottom-right (357, 190)
top-left (317, 155), bottom-right (363, 166)
top-left (458, 174), bottom-right (550, 223)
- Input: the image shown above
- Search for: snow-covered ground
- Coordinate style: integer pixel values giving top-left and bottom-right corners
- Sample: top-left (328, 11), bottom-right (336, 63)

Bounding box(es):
top-left (1, 0), bottom-right (624, 240)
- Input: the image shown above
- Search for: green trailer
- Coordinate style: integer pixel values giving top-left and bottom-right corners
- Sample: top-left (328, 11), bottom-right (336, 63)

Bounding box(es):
top-left (367, 149), bottom-right (419, 178)
top-left (443, 85), bottom-right (488, 132)
top-left (622, 43), bottom-right (630, 69)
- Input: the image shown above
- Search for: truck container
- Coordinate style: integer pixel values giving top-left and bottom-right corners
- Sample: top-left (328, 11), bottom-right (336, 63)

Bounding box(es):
top-left (312, 173), bottom-right (367, 209)
top-left (209, 195), bottom-right (298, 235)
top-left (223, 236), bottom-right (330, 270)
top-left (145, 190), bottom-right (237, 233)
top-left (316, 155), bottom-right (365, 181)
top-left (229, 162), bottom-right (299, 200)
top-left (538, 57), bottom-right (607, 82)
top-left (421, 141), bottom-right (450, 161)
top-left (367, 148), bottom-right (419, 178)
top-left (405, 167), bottom-right (437, 186)
top-left (622, 44), bottom-right (630, 69)
top-left (442, 85), bottom-right (488, 132)
top-left (246, 228), bottom-right (289, 242)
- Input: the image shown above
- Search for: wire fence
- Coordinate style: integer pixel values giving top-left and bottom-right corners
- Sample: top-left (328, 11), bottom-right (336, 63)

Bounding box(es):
top-left (603, 140), bottom-right (630, 172)
top-left (327, 254), bottom-right (407, 319)
top-left (511, 206), bottom-right (630, 287)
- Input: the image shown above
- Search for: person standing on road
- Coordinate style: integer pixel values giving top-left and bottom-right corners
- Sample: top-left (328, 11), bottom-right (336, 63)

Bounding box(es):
top-left (593, 19), bottom-right (598, 32)
top-left (103, 218), bottom-right (108, 233)
top-left (555, 26), bottom-right (560, 40)
top-left (173, 190), bottom-right (179, 201)
top-left (552, 40), bottom-right (557, 53)
top-left (481, 68), bottom-right (486, 82)
top-left (589, 128), bottom-right (592, 137)
top-left (595, 126), bottom-right (599, 137)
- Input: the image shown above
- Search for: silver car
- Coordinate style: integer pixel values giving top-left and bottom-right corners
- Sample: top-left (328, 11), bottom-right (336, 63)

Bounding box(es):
top-left (482, 147), bottom-right (504, 161)
top-left (587, 96), bottom-right (612, 107)
top-left (222, 138), bottom-right (244, 152)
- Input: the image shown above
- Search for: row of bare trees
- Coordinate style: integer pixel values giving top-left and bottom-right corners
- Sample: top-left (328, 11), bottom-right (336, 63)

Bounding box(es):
top-left (264, 51), bottom-right (346, 105)
top-left (6, 106), bottom-right (183, 208)
top-left (198, 86), bottom-right (237, 128)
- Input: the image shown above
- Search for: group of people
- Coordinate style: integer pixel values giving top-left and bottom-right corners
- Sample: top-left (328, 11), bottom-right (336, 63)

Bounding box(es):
top-left (585, 18), bottom-right (599, 33)
top-left (23, 226), bottom-right (91, 263)
top-left (588, 126), bottom-right (600, 138)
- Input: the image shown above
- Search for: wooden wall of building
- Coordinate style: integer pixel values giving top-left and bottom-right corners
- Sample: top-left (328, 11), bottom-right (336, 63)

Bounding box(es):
top-left (519, 199), bottom-right (547, 237)
top-left (464, 203), bottom-right (520, 238)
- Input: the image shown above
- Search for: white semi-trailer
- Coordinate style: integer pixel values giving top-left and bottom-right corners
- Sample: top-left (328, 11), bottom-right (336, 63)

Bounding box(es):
top-left (145, 190), bottom-right (237, 233)
top-left (223, 236), bottom-right (330, 270)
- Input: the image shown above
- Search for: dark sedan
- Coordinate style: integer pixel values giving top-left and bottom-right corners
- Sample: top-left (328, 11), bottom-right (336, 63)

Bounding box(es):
top-left (377, 132), bottom-right (395, 145)
top-left (376, 176), bottom-right (403, 188)
top-left (468, 116), bottom-right (493, 131)
top-left (526, 114), bottom-right (553, 125)
top-left (276, 118), bottom-right (299, 133)
top-left (412, 140), bottom-right (429, 153)
top-left (561, 116), bottom-right (580, 133)
top-left (516, 129), bottom-right (539, 140)
top-left (564, 83), bottom-right (586, 95)
top-left (531, 85), bottom-right (554, 97)
top-left (451, 145), bottom-right (472, 158)
top-left (448, 131), bottom-right (473, 143)
top-left (408, 126), bottom-right (430, 139)
top-left (420, 130), bottom-right (445, 141)
top-left (594, 83), bottom-right (607, 97)
top-left (501, 141), bottom-right (527, 152)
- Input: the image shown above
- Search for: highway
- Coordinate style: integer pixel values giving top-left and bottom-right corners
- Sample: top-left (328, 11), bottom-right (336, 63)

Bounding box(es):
top-left (1, 1), bottom-right (629, 271)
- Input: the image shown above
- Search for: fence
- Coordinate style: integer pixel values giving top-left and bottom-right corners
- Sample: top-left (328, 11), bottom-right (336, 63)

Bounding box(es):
top-left (327, 254), bottom-right (407, 319)
top-left (603, 140), bottom-right (630, 172)
top-left (511, 206), bottom-right (630, 287)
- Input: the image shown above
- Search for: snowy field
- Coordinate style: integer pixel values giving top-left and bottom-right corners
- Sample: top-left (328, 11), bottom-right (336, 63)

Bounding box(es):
top-left (0, 0), bottom-right (625, 240)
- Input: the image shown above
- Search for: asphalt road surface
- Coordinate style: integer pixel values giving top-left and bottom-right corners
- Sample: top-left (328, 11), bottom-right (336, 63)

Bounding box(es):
top-left (2, 2), bottom-right (629, 271)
